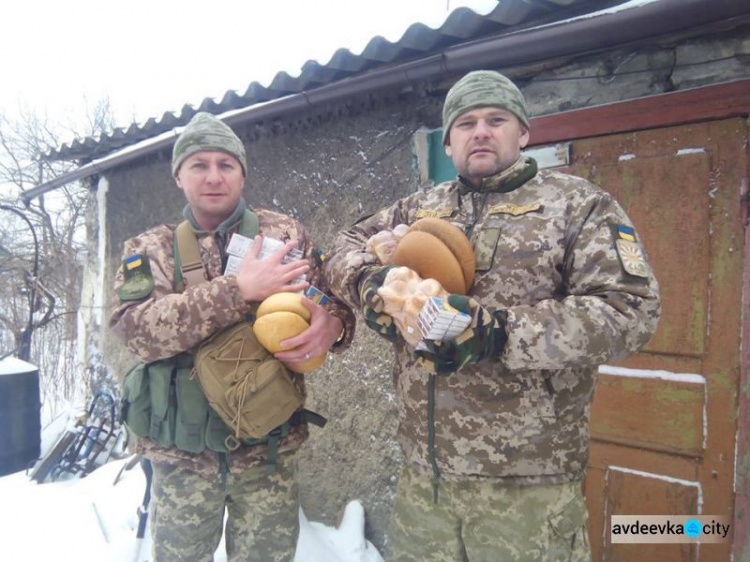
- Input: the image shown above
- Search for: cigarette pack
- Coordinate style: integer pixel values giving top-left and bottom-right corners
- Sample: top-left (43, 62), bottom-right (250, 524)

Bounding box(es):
top-left (224, 234), bottom-right (305, 284)
top-left (305, 285), bottom-right (331, 305)
top-left (417, 297), bottom-right (472, 341)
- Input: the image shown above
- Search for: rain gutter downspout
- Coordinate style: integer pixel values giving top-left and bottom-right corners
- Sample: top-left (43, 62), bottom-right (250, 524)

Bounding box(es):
top-left (21, 0), bottom-right (749, 204)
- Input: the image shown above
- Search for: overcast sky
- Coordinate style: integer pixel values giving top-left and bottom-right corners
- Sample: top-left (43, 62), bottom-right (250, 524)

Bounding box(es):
top-left (1, 0), bottom-right (497, 134)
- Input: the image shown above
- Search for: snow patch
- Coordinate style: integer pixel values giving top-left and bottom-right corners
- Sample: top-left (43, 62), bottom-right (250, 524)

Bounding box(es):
top-left (598, 365), bottom-right (705, 384)
top-left (676, 148), bottom-right (706, 156)
top-left (0, 356), bottom-right (37, 375)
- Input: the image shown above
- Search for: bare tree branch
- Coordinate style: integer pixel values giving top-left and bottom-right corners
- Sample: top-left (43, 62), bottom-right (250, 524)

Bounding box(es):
top-left (0, 98), bottom-right (115, 418)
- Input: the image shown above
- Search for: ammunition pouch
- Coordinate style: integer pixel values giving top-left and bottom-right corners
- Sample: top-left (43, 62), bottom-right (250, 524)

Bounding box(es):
top-left (120, 353), bottom-right (234, 453)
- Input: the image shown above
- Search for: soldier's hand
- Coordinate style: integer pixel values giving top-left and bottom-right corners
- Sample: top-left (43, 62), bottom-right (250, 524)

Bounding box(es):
top-left (414, 295), bottom-right (508, 375)
top-left (236, 236), bottom-right (310, 301)
top-left (274, 298), bottom-right (343, 365)
top-left (358, 266), bottom-right (398, 343)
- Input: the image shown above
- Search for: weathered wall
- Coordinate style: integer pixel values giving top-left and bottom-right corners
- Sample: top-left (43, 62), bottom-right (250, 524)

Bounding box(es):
top-left (89, 21), bottom-right (750, 552)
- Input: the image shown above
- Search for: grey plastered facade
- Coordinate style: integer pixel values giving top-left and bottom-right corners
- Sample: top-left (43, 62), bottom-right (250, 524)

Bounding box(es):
top-left (77, 13), bottom-right (750, 554)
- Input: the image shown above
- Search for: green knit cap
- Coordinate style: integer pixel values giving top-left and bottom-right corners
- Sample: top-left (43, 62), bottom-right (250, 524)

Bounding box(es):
top-left (442, 70), bottom-right (530, 144)
top-left (172, 112), bottom-right (247, 176)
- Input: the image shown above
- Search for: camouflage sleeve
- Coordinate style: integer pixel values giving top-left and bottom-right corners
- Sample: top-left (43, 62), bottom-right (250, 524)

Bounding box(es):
top-left (290, 219), bottom-right (357, 353)
top-left (501, 191), bottom-right (661, 371)
top-left (323, 200), bottom-right (412, 310)
top-left (109, 227), bottom-right (251, 363)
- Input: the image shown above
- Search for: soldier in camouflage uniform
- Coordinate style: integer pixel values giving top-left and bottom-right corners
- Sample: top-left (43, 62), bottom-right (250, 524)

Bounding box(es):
top-left (323, 71), bottom-right (660, 561)
top-left (110, 112), bottom-right (355, 562)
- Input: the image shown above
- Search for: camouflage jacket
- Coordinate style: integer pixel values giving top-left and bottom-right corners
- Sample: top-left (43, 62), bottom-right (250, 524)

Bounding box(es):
top-left (110, 206), bottom-right (355, 478)
top-left (324, 161), bottom-right (660, 485)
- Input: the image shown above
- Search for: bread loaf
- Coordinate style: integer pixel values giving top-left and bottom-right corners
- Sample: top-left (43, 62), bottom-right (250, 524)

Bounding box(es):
top-left (253, 292), bottom-right (327, 373)
top-left (393, 219), bottom-right (474, 294)
top-left (407, 218), bottom-right (475, 290)
top-left (257, 292), bottom-right (311, 321)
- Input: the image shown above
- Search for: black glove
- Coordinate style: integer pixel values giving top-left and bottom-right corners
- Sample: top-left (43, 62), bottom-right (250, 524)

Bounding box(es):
top-left (414, 294), bottom-right (508, 375)
top-left (358, 266), bottom-right (398, 343)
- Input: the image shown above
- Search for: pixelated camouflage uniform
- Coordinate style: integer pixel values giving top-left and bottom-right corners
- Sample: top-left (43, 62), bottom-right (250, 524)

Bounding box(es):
top-left (111, 204), bottom-right (354, 475)
top-left (389, 468), bottom-right (590, 561)
top-left (150, 452), bottom-right (299, 562)
top-left (324, 157), bottom-right (660, 559)
top-left (111, 203), bottom-right (355, 561)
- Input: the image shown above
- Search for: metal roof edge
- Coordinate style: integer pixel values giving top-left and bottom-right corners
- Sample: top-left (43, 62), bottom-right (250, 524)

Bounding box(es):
top-left (22, 0), bottom-right (750, 204)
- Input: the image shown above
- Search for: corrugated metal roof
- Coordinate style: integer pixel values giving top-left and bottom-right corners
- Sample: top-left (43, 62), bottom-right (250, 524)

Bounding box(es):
top-left (49, 0), bottom-right (625, 162)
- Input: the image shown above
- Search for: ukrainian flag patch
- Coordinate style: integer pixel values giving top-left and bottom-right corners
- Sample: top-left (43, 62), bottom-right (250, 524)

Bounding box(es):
top-left (125, 254), bottom-right (144, 270)
top-left (616, 225), bottom-right (636, 242)
top-left (118, 254), bottom-right (154, 301)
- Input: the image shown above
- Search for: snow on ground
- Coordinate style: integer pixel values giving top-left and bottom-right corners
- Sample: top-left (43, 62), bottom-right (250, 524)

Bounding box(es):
top-left (0, 412), bottom-right (383, 562)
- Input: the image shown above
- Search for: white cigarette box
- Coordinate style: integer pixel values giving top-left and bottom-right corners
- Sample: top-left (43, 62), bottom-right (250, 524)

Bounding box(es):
top-left (417, 297), bottom-right (471, 341)
top-left (224, 234), bottom-right (305, 284)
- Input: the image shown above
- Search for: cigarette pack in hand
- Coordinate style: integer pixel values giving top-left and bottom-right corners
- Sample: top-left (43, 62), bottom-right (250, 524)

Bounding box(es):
top-left (224, 234), bottom-right (305, 282)
top-left (417, 297), bottom-right (472, 341)
top-left (305, 285), bottom-right (331, 305)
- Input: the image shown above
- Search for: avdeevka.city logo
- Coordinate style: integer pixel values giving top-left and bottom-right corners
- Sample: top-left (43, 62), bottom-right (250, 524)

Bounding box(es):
top-left (684, 519), bottom-right (702, 538)
top-left (611, 515), bottom-right (731, 544)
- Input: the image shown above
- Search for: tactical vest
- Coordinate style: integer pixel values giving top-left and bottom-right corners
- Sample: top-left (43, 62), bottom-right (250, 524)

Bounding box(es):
top-left (119, 210), bottom-right (324, 460)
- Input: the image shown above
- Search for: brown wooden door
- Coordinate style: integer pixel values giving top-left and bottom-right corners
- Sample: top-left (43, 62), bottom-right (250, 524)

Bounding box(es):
top-left (556, 118), bottom-right (747, 561)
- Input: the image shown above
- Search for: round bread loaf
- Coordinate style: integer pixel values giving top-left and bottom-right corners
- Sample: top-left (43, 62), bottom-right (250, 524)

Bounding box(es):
top-left (407, 218), bottom-right (475, 289)
top-left (253, 292), bottom-right (326, 373)
top-left (393, 218), bottom-right (475, 294)
top-left (257, 292), bottom-right (311, 322)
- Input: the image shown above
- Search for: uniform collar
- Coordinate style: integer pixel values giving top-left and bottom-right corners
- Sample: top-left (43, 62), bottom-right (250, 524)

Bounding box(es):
top-left (458, 156), bottom-right (538, 195)
top-left (183, 198), bottom-right (248, 237)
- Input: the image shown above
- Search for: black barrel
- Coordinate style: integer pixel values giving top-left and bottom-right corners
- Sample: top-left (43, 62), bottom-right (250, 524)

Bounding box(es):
top-left (0, 357), bottom-right (41, 476)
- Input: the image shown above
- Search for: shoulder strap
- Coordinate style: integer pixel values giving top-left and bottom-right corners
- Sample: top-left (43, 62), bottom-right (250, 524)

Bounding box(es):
top-left (238, 209), bottom-right (260, 239)
top-left (174, 221), bottom-right (205, 291)
top-left (173, 210), bottom-right (259, 291)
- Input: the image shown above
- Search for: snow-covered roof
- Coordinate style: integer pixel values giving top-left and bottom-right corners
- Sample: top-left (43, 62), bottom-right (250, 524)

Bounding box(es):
top-left (0, 356), bottom-right (38, 375)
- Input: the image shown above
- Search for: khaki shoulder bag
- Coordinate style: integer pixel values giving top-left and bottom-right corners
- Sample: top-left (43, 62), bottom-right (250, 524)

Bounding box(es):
top-left (194, 322), bottom-right (303, 442)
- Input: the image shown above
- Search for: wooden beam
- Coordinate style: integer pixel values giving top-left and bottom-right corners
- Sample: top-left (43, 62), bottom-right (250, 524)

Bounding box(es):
top-left (528, 80), bottom-right (750, 146)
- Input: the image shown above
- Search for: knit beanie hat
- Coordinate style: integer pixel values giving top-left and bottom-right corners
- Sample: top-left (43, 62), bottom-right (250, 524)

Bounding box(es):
top-left (172, 112), bottom-right (247, 176)
top-left (442, 71), bottom-right (530, 144)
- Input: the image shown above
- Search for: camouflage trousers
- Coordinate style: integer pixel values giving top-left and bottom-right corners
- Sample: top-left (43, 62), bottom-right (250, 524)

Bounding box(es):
top-left (150, 452), bottom-right (299, 562)
top-left (388, 466), bottom-right (591, 562)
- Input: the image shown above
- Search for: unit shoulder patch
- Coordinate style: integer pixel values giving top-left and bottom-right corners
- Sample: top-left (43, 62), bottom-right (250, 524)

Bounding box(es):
top-left (611, 224), bottom-right (648, 278)
top-left (117, 254), bottom-right (155, 301)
